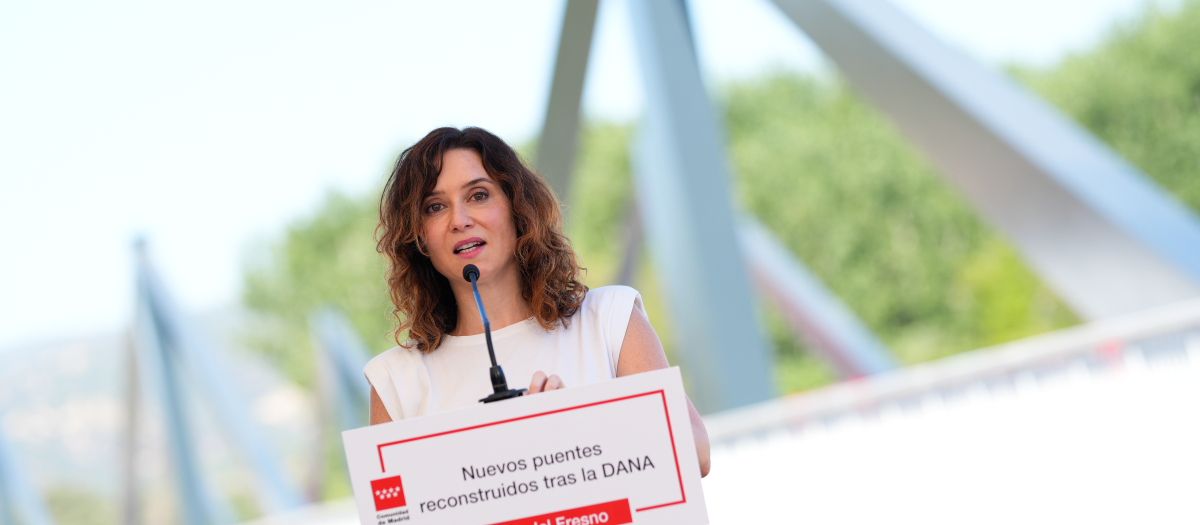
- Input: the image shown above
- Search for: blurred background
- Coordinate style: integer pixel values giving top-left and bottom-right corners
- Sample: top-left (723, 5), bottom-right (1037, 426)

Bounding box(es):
top-left (3, 0), bottom-right (1200, 523)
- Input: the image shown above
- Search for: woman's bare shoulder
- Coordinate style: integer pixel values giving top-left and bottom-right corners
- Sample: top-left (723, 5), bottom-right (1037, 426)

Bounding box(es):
top-left (578, 285), bottom-right (640, 310)
top-left (363, 344), bottom-right (421, 378)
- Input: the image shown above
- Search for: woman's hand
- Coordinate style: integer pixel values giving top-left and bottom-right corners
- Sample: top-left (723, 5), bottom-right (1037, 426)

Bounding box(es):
top-left (527, 371), bottom-right (565, 394)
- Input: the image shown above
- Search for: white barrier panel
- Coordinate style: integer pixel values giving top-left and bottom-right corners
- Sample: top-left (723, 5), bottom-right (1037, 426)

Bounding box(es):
top-left (342, 368), bottom-right (708, 525)
top-left (703, 347), bottom-right (1200, 524)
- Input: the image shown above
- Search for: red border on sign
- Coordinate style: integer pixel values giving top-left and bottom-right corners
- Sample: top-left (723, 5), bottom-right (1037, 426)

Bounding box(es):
top-left (375, 390), bottom-right (686, 512)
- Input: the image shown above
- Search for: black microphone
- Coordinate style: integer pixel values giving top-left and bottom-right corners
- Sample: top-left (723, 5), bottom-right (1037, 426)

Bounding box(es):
top-left (462, 264), bottom-right (526, 403)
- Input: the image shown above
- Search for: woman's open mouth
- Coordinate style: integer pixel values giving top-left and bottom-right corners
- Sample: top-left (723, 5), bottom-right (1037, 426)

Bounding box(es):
top-left (454, 238), bottom-right (486, 258)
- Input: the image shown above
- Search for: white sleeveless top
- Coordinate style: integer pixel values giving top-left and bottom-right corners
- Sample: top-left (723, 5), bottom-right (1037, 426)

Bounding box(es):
top-left (364, 286), bottom-right (643, 421)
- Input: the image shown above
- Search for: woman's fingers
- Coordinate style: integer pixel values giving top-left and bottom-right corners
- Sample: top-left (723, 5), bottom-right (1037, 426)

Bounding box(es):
top-left (528, 371), bottom-right (548, 394)
top-left (526, 372), bottom-right (565, 395)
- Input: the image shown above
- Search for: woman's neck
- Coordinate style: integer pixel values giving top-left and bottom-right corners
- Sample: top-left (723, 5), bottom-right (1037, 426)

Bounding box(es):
top-left (450, 266), bottom-right (533, 337)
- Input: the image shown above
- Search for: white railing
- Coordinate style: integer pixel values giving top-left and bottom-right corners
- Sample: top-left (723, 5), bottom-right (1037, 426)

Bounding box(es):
top-left (704, 296), bottom-right (1200, 446)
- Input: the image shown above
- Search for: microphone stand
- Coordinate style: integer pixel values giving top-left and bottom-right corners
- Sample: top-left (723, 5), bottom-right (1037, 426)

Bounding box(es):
top-left (463, 265), bottom-right (526, 403)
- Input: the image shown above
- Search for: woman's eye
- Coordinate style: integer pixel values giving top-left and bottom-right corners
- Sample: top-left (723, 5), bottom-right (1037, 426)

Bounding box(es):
top-left (470, 191), bottom-right (488, 202)
top-left (425, 202), bottom-right (444, 214)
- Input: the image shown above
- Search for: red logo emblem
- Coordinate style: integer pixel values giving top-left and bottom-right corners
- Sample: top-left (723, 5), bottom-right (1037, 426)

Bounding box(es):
top-left (371, 475), bottom-right (406, 511)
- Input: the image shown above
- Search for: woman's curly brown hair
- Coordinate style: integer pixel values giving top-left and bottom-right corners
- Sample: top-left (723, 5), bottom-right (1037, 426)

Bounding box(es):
top-left (377, 127), bottom-right (587, 352)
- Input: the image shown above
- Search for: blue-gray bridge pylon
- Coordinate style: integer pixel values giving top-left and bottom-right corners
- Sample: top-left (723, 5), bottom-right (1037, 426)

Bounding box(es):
top-left (538, 0), bottom-right (901, 401)
top-left (769, 0), bottom-right (1200, 320)
top-left (0, 407), bottom-right (54, 525)
top-left (133, 244), bottom-right (305, 524)
top-left (738, 217), bottom-right (898, 378)
top-left (134, 251), bottom-right (228, 525)
top-left (535, 0), bottom-right (1200, 400)
top-left (536, 0), bottom-right (600, 204)
top-left (627, 0), bottom-right (777, 413)
top-left (309, 307), bottom-right (371, 432)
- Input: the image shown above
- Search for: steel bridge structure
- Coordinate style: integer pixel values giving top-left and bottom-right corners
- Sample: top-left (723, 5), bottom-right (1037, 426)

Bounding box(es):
top-left (4, 1), bottom-right (1199, 523)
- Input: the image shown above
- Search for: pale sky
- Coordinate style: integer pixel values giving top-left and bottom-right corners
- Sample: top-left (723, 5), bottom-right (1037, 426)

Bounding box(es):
top-left (0, 0), bottom-right (1179, 350)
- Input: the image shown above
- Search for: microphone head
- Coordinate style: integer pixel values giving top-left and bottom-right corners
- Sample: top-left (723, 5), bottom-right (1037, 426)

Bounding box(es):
top-left (462, 264), bottom-right (480, 282)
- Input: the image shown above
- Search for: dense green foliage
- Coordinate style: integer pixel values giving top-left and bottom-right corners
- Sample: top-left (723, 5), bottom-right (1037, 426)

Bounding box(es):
top-left (45, 486), bottom-right (115, 525)
top-left (243, 1), bottom-right (1200, 398)
top-left (723, 74), bottom-right (1078, 383)
top-left (1014, 1), bottom-right (1200, 213)
top-left (243, 192), bottom-right (392, 388)
top-left (563, 77), bottom-right (1079, 391)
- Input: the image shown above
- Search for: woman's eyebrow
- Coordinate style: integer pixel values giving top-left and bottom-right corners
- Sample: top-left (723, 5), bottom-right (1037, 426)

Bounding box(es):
top-left (425, 178), bottom-right (491, 200)
top-left (461, 177), bottom-right (491, 189)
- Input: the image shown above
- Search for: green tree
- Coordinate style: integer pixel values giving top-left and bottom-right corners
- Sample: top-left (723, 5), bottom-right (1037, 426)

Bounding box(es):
top-left (243, 191), bottom-right (392, 388)
top-left (1014, 0), bottom-right (1200, 213)
top-left (721, 73), bottom-right (1077, 374)
top-left (244, 1), bottom-right (1200, 396)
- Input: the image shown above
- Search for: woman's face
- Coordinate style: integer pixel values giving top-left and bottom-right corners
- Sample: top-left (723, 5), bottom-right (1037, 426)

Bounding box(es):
top-left (420, 148), bottom-right (519, 286)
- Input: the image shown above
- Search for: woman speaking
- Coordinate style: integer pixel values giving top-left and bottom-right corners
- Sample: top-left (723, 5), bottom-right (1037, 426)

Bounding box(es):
top-left (364, 127), bottom-right (710, 477)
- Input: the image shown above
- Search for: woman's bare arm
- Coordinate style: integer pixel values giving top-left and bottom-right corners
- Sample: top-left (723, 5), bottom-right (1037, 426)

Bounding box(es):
top-left (370, 386), bottom-right (393, 425)
top-left (616, 303), bottom-right (711, 477)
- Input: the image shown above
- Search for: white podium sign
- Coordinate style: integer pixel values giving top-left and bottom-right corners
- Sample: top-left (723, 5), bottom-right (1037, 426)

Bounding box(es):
top-left (342, 367), bottom-right (708, 525)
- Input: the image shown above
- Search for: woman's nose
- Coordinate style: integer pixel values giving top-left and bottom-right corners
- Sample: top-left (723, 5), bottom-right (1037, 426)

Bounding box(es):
top-left (450, 204), bottom-right (473, 230)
